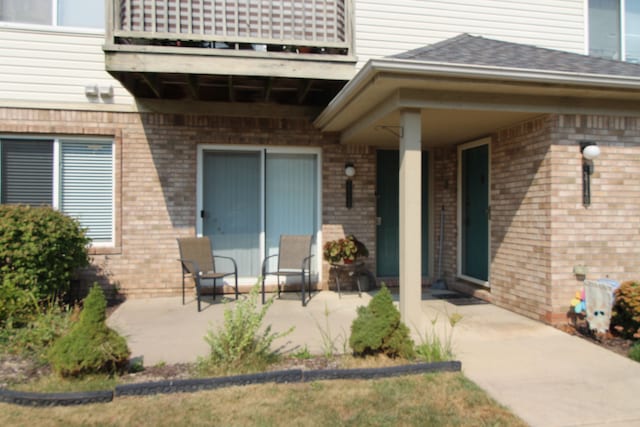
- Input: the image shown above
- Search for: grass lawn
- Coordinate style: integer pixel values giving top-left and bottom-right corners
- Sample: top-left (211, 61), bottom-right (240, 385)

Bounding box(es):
top-left (0, 372), bottom-right (525, 427)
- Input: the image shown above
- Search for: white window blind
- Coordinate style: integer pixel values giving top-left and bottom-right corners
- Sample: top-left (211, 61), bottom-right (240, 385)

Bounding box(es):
top-left (59, 140), bottom-right (113, 244)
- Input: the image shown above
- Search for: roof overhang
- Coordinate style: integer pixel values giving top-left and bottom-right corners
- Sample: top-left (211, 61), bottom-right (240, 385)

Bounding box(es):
top-left (314, 58), bottom-right (640, 147)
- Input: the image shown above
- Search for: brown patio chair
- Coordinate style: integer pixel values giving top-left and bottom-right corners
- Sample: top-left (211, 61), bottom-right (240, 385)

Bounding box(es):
top-left (261, 235), bottom-right (314, 306)
top-left (177, 236), bottom-right (238, 312)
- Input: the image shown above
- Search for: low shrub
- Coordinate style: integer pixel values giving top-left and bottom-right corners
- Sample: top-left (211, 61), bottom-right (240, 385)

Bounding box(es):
top-left (0, 205), bottom-right (90, 327)
top-left (47, 284), bottom-right (130, 377)
top-left (630, 342), bottom-right (640, 363)
top-left (611, 281), bottom-right (640, 340)
top-left (197, 283), bottom-right (293, 375)
top-left (349, 284), bottom-right (415, 359)
top-left (0, 301), bottom-right (74, 363)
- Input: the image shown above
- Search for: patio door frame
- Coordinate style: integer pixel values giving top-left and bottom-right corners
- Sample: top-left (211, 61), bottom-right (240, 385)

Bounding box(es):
top-left (457, 137), bottom-right (491, 287)
top-left (196, 144), bottom-right (323, 285)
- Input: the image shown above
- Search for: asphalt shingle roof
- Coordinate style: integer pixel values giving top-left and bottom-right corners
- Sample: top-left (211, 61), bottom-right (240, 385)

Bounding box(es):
top-left (393, 34), bottom-right (640, 78)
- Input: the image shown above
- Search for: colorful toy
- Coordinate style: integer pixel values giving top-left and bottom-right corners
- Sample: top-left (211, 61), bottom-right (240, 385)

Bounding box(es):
top-left (570, 288), bottom-right (586, 314)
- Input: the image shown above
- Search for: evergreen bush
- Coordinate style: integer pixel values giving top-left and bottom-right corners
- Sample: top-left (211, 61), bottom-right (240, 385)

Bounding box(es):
top-left (630, 341), bottom-right (640, 363)
top-left (611, 281), bottom-right (640, 340)
top-left (349, 284), bottom-right (415, 359)
top-left (0, 205), bottom-right (89, 327)
top-left (47, 284), bottom-right (130, 377)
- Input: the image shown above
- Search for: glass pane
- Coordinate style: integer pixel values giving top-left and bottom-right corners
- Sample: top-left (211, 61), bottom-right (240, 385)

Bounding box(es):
top-left (265, 153), bottom-right (318, 273)
top-left (203, 151), bottom-right (260, 277)
top-left (589, 0), bottom-right (621, 60)
top-left (626, 0), bottom-right (640, 63)
top-left (0, 0), bottom-right (51, 25)
top-left (58, 0), bottom-right (104, 29)
top-left (1, 139), bottom-right (53, 205)
top-left (60, 141), bottom-right (113, 243)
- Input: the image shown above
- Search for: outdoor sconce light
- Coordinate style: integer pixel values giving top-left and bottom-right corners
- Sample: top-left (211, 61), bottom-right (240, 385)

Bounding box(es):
top-left (580, 141), bottom-right (601, 207)
top-left (345, 163), bottom-right (355, 209)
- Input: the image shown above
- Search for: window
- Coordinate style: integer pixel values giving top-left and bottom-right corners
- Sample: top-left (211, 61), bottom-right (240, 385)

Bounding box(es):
top-left (0, 0), bottom-right (104, 29)
top-left (0, 138), bottom-right (115, 246)
top-left (589, 0), bottom-right (640, 62)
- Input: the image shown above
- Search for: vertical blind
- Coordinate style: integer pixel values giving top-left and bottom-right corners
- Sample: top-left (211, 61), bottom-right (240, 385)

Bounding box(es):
top-left (265, 153), bottom-right (317, 272)
top-left (60, 140), bottom-right (114, 244)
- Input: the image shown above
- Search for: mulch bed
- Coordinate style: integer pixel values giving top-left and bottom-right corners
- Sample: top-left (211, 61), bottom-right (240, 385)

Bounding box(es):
top-left (555, 315), bottom-right (634, 358)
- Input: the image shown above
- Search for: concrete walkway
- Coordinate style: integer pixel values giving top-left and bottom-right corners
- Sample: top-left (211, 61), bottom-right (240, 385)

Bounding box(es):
top-left (107, 289), bottom-right (640, 427)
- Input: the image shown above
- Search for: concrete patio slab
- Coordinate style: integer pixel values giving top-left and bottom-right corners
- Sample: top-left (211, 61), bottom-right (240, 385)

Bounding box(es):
top-left (107, 289), bottom-right (640, 427)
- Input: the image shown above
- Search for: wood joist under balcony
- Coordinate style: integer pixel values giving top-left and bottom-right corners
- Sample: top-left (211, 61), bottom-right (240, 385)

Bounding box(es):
top-left (110, 71), bottom-right (347, 106)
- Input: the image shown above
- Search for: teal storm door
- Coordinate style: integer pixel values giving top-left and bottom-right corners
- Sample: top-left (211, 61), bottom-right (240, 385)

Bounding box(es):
top-left (376, 150), bottom-right (429, 277)
top-left (460, 143), bottom-right (489, 283)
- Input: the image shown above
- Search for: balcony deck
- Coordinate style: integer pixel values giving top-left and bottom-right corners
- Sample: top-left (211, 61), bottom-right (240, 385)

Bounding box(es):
top-left (104, 0), bottom-right (356, 106)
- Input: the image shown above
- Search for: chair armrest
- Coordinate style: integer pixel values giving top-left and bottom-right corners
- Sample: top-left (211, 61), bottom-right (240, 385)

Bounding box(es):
top-left (301, 254), bottom-right (314, 271)
top-left (177, 258), bottom-right (201, 276)
top-left (261, 254), bottom-right (279, 275)
top-left (212, 254), bottom-right (238, 274)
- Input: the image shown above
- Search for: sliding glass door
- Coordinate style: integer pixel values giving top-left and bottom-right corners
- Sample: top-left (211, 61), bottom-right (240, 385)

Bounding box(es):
top-left (200, 148), bottom-right (319, 280)
top-left (203, 151), bottom-right (261, 276)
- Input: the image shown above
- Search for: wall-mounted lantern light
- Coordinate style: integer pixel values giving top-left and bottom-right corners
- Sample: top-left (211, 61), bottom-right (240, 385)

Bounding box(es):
top-left (580, 141), bottom-right (601, 207)
top-left (345, 163), bottom-right (355, 208)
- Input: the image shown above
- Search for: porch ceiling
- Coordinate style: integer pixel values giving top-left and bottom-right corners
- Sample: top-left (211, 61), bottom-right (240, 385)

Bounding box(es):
top-left (315, 59), bottom-right (640, 146)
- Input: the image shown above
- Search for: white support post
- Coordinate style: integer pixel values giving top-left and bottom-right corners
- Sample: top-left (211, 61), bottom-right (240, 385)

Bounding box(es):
top-left (399, 109), bottom-right (423, 330)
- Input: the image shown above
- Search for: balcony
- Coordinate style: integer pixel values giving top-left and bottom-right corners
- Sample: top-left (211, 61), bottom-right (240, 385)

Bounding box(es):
top-left (104, 0), bottom-right (356, 106)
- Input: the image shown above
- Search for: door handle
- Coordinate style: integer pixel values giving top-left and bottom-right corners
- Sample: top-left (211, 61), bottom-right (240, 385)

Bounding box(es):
top-left (376, 217), bottom-right (382, 226)
top-left (200, 210), bottom-right (205, 219)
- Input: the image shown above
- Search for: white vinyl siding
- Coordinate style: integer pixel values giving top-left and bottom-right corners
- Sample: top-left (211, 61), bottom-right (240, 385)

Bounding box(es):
top-left (60, 140), bottom-right (114, 244)
top-left (0, 27), bottom-right (132, 106)
top-left (354, 0), bottom-right (585, 68)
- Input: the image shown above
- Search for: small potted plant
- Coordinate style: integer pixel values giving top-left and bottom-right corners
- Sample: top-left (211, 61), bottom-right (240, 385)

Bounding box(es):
top-left (323, 235), bottom-right (368, 264)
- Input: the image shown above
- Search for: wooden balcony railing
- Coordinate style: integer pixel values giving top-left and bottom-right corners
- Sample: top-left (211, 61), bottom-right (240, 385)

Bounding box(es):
top-left (107, 0), bottom-right (353, 56)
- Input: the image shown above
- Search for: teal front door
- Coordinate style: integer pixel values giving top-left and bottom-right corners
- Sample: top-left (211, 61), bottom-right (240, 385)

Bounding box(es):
top-left (460, 143), bottom-right (489, 282)
top-left (376, 150), bottom-right (429, 277)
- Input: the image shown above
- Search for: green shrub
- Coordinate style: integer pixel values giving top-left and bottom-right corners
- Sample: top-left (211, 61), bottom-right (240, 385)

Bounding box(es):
top-left (0, 282), bottom-right (39, 329)
top-left (0, 205), bottom-right (90, 326)
top-left (0, 301), bottom-right (74, 363)
top-left (349, 284), bottom-right (415, 359)
top-left (629, 342), bottom-right (640, 363)
top-left (611, 281), bottom-right (640, 340)
top-left (47, 284), bottom-right (129, 377)
top-left (197, 283), bottom-right (293, 375)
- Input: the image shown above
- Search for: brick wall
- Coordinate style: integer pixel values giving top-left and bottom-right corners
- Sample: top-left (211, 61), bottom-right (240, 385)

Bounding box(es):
top-left (491, 116), bottom-right (553, 321)
top-left (4, 106), bottom-right (638, 323)
top-left (431, 146), bottom-right (458, 287)
top-left (0, 107), bottom-right (377, 297)
top-left (548, 115), bottom-right (640, 322)
top-left (322, 144), bottom-right (377, 289)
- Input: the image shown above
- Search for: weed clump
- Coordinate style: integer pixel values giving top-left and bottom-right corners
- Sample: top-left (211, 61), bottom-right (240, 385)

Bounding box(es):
top-left (47, 284), bottom-right (129, 377)
top-left (349, 284), bottom-right (415, 359)
top-left (611, 281), bottom-right (640, 340)
top-left (197, 283), bottom-right (293, 375)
